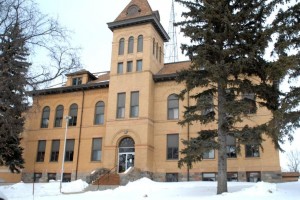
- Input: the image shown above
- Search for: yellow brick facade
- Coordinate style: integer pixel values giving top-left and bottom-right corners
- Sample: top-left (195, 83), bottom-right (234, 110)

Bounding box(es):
top-left (1, 0), bottom-right (281, 183)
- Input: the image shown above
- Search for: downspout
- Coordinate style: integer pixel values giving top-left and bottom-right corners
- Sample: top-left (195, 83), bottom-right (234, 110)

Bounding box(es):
top-left (75, 90), bottom-right (85, 180)
top-left (187, 90), bottom-right (190, 181)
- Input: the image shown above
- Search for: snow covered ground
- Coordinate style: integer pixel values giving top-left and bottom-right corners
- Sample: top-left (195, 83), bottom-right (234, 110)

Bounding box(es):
top-left (0, 178), bottom-right (299, 200)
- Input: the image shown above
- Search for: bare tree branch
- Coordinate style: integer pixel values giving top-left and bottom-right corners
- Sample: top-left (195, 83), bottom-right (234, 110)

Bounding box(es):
top-left (286, 150), bottom-right (300, 172)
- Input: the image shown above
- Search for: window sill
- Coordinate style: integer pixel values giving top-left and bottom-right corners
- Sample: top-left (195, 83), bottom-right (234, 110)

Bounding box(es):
top-left (90, 161), bottom-right (102, 163)
top-left (245, 157), bottom-right (260, 159)
top-left (93, 124), bottom-right (105, 126)
top-left (227, 157), bottom-right (238, 159)
top-left (167, 119), bottom-right (179, 121)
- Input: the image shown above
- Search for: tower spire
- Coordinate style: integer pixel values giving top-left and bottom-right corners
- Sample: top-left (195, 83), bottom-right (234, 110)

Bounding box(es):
top-left (164, 0), bottom-right (178, 63)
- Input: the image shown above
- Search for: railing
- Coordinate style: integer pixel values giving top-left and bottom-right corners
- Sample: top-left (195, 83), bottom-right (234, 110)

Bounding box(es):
top-left (96, 165), bottom-right (118, 190)
top-left (86, 168), bottom-right (110, 184)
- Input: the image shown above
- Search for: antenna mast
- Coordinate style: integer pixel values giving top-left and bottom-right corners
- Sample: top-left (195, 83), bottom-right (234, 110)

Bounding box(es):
top-left (165, 0), bottom-right (178, 63)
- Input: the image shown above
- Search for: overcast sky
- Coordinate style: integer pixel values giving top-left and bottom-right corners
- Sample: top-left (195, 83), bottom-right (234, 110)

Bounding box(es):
top-left (36, 0), bottom-right (183, 73)
top-left (35, 0), bottom-right (299, 170)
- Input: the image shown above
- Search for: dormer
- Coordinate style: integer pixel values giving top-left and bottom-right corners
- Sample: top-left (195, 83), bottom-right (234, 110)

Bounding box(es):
top-left (65, 70), bottom-right (97, 86)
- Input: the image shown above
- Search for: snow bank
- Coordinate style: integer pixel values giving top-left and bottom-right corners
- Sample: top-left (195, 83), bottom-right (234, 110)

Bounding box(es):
top-left (62, 179), bottom-right (88, 193)
top-left (0, 190), bottom-right (7, 200)
top-left (242, 182), bottom-right (277, 195)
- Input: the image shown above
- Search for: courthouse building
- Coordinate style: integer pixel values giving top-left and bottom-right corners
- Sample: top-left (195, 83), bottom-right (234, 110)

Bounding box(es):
top-left (1, 0), bottom-right (281, 183)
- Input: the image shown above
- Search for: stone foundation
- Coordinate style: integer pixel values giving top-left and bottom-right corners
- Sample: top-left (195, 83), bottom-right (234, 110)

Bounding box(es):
top-left (119, 168), bottom-right (153, 185)
top-left (21, 170), bottom-right (282, 183)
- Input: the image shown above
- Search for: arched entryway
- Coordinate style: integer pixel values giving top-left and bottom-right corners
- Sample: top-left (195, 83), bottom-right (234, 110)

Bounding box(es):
top-left (118, 137), bottom-right (135, 173)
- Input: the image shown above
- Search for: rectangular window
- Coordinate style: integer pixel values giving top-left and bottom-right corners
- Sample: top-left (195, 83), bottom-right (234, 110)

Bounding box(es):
top-left (130, 91), bottom-right (139, 118)
top-left (91, 138), bottom-right (102, 161)
top-left (168, 95), bottom-right (179, 120)
top-left (226, 135), bottom-right (237, 158)
top-left (50, 140), bottom-right (60, 162)
top-left (117, 93), bottom-right (126, 118)
top-left (36, 140), bottom-right (46, 162)
top-left (166, 173), bottom-right (178, 182)
top-left (136, 60), bottom-right (143, 72)
top-left (127, 61), bottom-right (133, 72)
top-left (117, 62), bottom-right (123, 74)
top-left (200, 94), bottom-right (214, 115)
top-left (72, 77), bottom-right (82, 86)
top-left (227, 172), bottom-right (238, 182)
top-left (167, 134), bottom-right (179, 160)
top-left (247, 172), bottom-right (261, 182)
top-left (34, 173), bottom-right (42, 183)
top-left (245, 144), bottom-right (260, 157)
top-left (202, 173), bottom-right (217, 181)
top-left (203, 149), bottom-right (215, 159)
top-left (47, 173), bottom-right (56, 182)
top-left (65, 139), bottom-right (75, 162)
top-left (242, 92), bottom-right (256, 114)
top-left (62, 173), bottom-right (71, 182)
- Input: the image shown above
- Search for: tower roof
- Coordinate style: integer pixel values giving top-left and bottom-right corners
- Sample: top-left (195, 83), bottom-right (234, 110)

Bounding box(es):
top-left (107, 0), bottom-right (169, 42)
top-left (114, 0), bottom-right (153, 22)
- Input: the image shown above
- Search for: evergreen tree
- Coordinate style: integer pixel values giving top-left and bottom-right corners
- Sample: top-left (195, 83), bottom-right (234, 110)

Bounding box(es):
top-left (175, 0), bottom-right (299, 194)
top-left (0, 22), bottom-right (29, 173)
top-left (0, 0), bottom-right (81, 173)
top-left (270, 2), bottom-right (300, 142)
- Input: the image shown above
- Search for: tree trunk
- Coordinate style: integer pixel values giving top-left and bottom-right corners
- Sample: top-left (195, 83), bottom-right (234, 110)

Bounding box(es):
top-left (217, 82), bottom-right (228, 194)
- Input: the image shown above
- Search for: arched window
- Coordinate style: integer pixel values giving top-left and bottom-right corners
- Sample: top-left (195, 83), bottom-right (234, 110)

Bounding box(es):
top-left (159, 47), bottom-right (162, 63)
top-left (69, 104), bottom-right (78, 126)
top-left (54, 105), bottom-right (64, 127)
top-left (94, 101), bottom-right (105, 125)
top-left (118, 38), bottom-right (125, 55)
top-left (128, 36), bottom-right (134, 53)
top-left (137, 35), bottom-right (143, 52)
top-left (167, 94), bottom-right (179, 120)
top-left (153, 38), bottom-right (155, 55)
top-left (41, 106), bottom-right (50, 128)
top-left (156, 43), bottom-right (158, 59)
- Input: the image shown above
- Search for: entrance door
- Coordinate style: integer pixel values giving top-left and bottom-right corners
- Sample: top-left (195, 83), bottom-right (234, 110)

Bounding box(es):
top-left (118, 137), bottom-right (135, 173)
top-left (118, 153), bottom-right (135, 173)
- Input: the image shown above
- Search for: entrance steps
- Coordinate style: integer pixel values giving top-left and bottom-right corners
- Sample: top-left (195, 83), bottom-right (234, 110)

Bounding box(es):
top-left (84, 184), bottom-right (119, 192)
top-left (93, 173), bottom-right (120, 186)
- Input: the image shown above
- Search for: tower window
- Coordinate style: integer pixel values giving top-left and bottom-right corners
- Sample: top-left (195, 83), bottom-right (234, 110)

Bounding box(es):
top-left (117, 93), bottom-right (126, 118)
top-left (137, 35), bottom-right (143, 52)
top-left (153, 38), bottom-right (155, 55)
top-left (127, 61), bottom-right (133, 72)
top-left (117, 62), bottom-right (123, 74)
top-left (119, 38), bottom-right (125, 55)
top-left (128, 36), bottom-right (134, 54)
top-left (130, 91), bottom-right (139, 118)
top-left (136, 60), bottom-right (143, 72)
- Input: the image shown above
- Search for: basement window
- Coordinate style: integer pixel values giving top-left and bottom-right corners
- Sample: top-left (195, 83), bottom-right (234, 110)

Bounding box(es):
top-left (166, 173), bottom-right (178, 182)
top-left (202, 173), bottom-right (217, 181)
top-left (247, 172), bottom-right (261, 182)
top-left (227, 172), bottom-right (238, 182)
